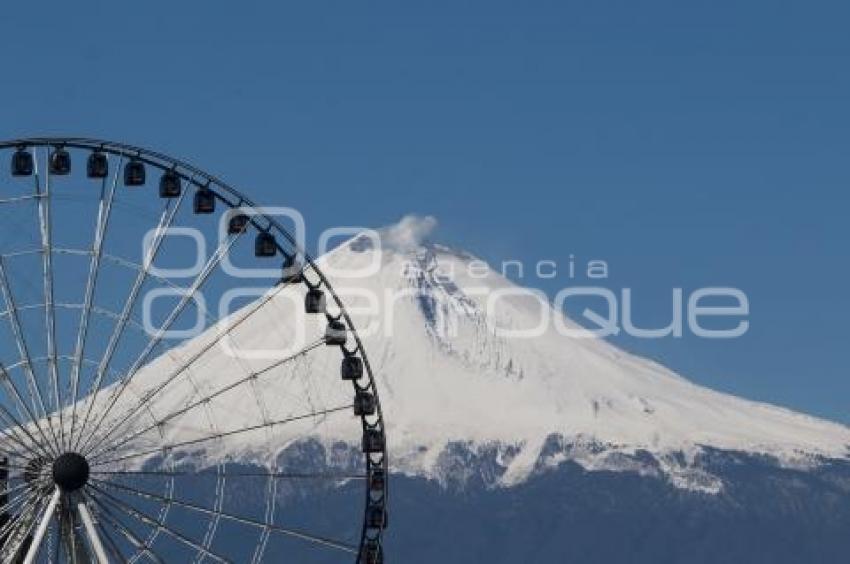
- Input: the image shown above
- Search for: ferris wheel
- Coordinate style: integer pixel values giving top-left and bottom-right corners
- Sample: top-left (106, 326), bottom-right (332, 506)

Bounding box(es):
top-left (0, 138), bottom-right (387, 563)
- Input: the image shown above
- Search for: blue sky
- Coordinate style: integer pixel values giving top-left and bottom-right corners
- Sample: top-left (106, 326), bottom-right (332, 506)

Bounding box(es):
top-left (1, 1), bottom-right (848, 423)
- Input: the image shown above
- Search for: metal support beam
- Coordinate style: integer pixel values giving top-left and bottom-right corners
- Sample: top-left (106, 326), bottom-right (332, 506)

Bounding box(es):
top-left (78, 500), bottom-right (109, 563)
top-left (23, 487), bottom-right (60, 564)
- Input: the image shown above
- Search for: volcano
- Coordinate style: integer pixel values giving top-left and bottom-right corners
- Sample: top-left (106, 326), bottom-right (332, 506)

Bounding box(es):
top-left (116, 215), bottom-right (850, 563)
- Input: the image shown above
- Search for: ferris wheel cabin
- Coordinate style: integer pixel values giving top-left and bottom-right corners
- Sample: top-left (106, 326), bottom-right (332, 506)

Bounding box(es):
top-left (11, 148), bottom-right (33, 176)
top-left (86, 151), bottom-right (109, 179)
top-left (228, 212), bottom-right (250, 234)
top-left (49, 147), bottom-right (72, 175)
top-left (254, 232), bottom-right (277, 257)
top-left (341, 355), bottom-right (363, 380)
top-left (124, 159), bottom-right (146, 186)
top-left (159, 169), bottom-right (182, 198)
top-left (194, 186), bottom-right (216, 213)
top-left (281, 254), bottom-right (303, 284)
top-left (305, 288), bottom-right (326, 314)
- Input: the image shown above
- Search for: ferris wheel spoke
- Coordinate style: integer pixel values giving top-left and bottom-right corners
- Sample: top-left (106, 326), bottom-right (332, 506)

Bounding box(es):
top-left (85, 491), bottom-right (166, 564)
top-left (102, 251), bottom-right (230, 294)
top-left (0, 459), bottom-right (38, 473)
top-left (0, 417), bottom-right (41, 461)
top-left (0, 490), bottom-right (42, 558)
top-left (90, 404), bottom-right (353, 467)
top-left (22, 486), bottom-right (60, 564)
top-left (76, 498), bottom-right (109, 564)
top-left (36, 153), bottom-right (64, 452)
top-left (90, 479), bottom-right (359, 556)
top-left (0, 260), bottom-right (59, 455)
top-left (91, 469), bottom-right (367, 480)
top-left (85, 337), bottom-right (325, 460)
top-left (77, 229), bottom-right (241, 456)
top-left (86, 498), bottom-right (130, 564)
top-left (0, 364), bottom-right (59, 458)
top-left (0, 247), bottom-right (212, 314)
top-left (0, 487), bottom-right (39, 528)
top-left (96, 519), bottom-right (130, 564)
top-left (0, 485), bottom-right (40, 534)
top-left (79, 280), bottom-right (291, 458)
top-left (0, 480), bottom-right (36, 502)
top-left (0, 396), bottom-right (55, 460)
top-left (0, 509), bottom-right (34, 554)
top-left (68, 155), bottom-right (121, 453)
top-left (72, 190), bottom-right (187, 453)
top-left (92, 481), bottom-right (357, 554)
top-left (0, 354), bottom-right (148, 456)
top-left (60, 498), bottom-right (86, 564)
top-left (88, 484), bottom-right (233, 564)
top-left (0, 427), bottom-right (45, 464)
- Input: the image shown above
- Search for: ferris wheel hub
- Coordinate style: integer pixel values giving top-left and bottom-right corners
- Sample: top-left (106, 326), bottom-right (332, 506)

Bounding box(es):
top-left (52, 452), bottom-right (90, 492)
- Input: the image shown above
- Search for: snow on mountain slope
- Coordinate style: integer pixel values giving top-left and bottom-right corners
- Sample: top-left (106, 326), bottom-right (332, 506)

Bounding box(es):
top-left (115, 216), bottom-right (850, 492)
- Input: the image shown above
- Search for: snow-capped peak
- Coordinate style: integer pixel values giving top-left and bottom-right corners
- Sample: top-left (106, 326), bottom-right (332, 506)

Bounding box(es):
top-left (316, 217), bottom-right (850, 488)
top-left (123, 216), bottom-right (850, 492)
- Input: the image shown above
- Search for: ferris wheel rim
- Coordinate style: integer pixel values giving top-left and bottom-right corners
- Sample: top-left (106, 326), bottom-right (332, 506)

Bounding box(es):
top-left (0, 137), bottom-right (387, 563)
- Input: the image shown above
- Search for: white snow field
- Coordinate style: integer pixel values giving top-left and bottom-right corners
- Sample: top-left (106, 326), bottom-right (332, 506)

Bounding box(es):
top-left (101, 216), bottom-right (850, 492)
